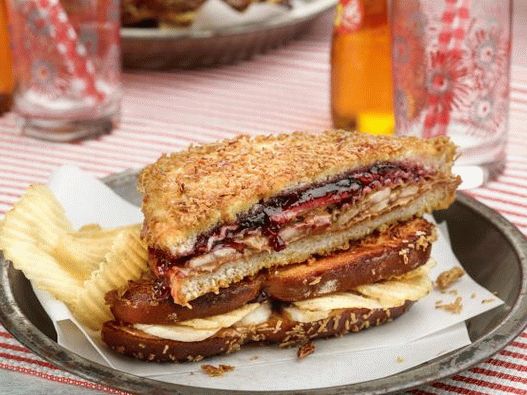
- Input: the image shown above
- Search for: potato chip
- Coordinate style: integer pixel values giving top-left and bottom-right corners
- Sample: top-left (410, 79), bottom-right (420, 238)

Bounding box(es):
top-left (0, 185), bottom-right (73, 253)
top-left (73, 228), bottom-right (148, 330)
top-left (1, 185), bottom-right (149, 330)
top-left (4, 243), bottom-right (82, 306)
top-left (0, 185), bottom-right (80, 306)
top-left (54, 224), bottom-right (141, 281)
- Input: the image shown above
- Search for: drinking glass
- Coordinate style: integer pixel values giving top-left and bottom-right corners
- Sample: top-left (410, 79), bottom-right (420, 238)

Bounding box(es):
top-left (391, 0), bottom-right (512, 188)
top-left (6, 0), bottom-right (121, 141)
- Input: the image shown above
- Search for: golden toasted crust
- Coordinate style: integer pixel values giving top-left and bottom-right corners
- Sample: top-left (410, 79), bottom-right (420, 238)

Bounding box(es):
top-left (139, 130), bottom-right (457, 254)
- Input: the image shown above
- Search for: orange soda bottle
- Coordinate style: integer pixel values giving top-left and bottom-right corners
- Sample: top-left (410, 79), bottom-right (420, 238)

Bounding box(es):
top-left (331, 0), bottom-right (394, 135)
top-left (0, 0), bottom-right (13, 114)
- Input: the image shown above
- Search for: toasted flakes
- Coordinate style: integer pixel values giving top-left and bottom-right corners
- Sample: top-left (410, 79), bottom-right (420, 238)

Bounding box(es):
top-left (201, 364), bottom-right (235, 377)
top-left (297, 342), bottom-right (316, 359)
top-left (435, 296), bottom-right (463, 314)
top-left (435, 267), bottom-right (464, 290)
top-left (73, 227), bottom-right (148, 330)
top-left (308, 276), bottom-right (321, 286)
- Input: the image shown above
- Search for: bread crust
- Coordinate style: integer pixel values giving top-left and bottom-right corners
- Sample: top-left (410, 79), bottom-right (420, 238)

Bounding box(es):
top-left (139, 130), bottom-right (457, 254)
top-left (107, 277), bottom-right (263, 324)
top-left (102, 302), bottom-right (412, 362)
top-left (256, 303), bottom-right (412, 346)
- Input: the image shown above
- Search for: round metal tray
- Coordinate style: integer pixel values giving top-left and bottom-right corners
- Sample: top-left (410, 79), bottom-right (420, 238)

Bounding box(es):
top-left (121, 0), bottom-right (336, 68)
top-left (0, 170), bottom-right (526, 394)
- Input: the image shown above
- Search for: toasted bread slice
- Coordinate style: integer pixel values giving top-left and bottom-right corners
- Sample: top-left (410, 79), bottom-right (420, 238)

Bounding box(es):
top-left (265, 217), bottom-right (435, 301)
top-left (107, 277), bottom-right (263, 324)
top-left (102, 302), bottom-right (412, 362)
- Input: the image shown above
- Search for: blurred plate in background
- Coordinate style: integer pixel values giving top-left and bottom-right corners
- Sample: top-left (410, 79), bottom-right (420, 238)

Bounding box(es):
top-left (121, 0), bottom-right (336, 69)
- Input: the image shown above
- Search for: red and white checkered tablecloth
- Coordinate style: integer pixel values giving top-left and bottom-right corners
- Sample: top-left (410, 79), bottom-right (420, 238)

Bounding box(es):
top-left (0, 11), bottom-right (526, 395)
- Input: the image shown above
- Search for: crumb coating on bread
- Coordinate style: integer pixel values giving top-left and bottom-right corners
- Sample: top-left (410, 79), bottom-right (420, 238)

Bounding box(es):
top-left (139, 130), bottom-right (457, 253)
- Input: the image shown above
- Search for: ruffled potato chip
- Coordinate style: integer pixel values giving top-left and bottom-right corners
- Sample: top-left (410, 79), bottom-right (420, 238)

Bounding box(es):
top-left (73, 228), bottom-right (148, 330)
top-left (0, 185), bottom-right (80, 306)
top-left (54, 224), bottom-right (140, 281)
top-left (0, 185), bottom-right (147, 328)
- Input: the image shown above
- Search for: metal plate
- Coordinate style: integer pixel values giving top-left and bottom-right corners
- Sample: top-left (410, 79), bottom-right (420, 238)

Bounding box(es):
top-left (0, 170), bottom-right (526, 394)
top-left (121, 0), bottom-right (336, 68)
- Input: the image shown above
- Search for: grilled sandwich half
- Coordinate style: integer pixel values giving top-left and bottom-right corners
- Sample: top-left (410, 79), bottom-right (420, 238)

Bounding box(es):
top-left (139, 130), bottom-right (460, 306)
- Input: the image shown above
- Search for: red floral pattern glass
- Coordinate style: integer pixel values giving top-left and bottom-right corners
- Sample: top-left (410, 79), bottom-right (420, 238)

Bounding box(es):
top-left (6, 0), bottom-right (121, 142)
top-left (391, 0), bottom-right (512, 187)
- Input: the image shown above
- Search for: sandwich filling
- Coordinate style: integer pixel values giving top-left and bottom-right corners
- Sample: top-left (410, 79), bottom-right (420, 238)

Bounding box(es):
top-left (132, 260), bottom-right (433, 342)
top-left (151, 161), bottom-right (439, 277)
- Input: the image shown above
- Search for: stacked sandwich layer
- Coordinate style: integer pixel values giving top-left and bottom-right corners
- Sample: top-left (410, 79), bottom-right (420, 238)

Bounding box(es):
top-left (102, 130), bottom-right (460, 362)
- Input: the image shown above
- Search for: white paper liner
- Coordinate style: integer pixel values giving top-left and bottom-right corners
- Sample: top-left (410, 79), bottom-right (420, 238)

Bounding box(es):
top-left (28, 166), bottom-right (503, 390)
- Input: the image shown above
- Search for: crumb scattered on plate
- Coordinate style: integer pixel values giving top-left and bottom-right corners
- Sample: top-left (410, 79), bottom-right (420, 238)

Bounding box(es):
top-left (435, 267), bottom-right (465, 290)
top-left (297, 342), bottom-right (316, 359)
top-left (249, 356), bottom-right (259, 361)
top-left (396, 356), bottom-right (404, 363)
top-left (481, 298), bottom-right (495, 304)
top-left (435, 296), bottom-right (463, 314)
top-left (201, 364), bottom-right (235, 377)
top-left (471, 292), bottom-right (477, 299)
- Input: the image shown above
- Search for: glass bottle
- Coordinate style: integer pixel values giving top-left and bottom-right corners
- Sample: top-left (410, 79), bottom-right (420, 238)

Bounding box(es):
top-left (331, 0), bottom-right (394, 135)
top-left (0, 0), bottom-right (13, 114)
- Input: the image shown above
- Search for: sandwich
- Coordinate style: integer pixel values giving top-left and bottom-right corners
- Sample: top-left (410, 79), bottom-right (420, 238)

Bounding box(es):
top-left (121, 0), bottom-right (291, 28)
top-left (102, 130), bottom-right (460, 362)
